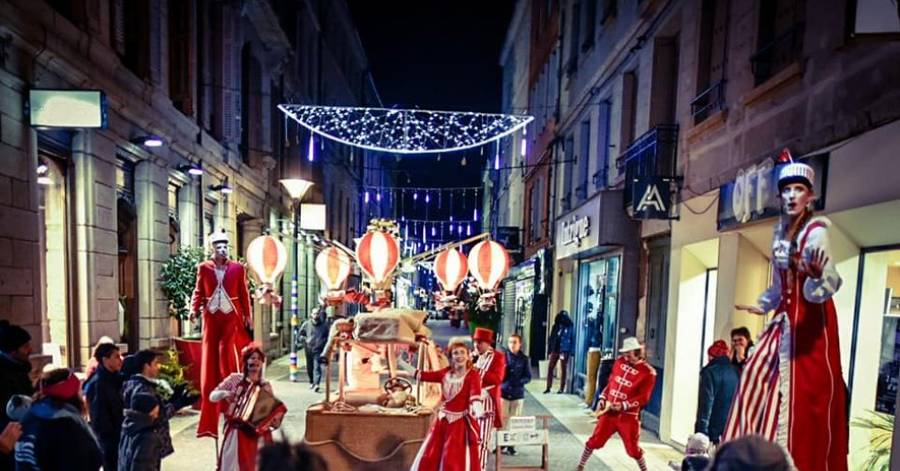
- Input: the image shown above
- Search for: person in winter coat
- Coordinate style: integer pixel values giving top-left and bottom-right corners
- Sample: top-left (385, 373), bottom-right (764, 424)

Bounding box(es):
top-left (83, 343), bottom-right (125, 471)
top-left (121, 350), bottom-right (193, 462)
top-left (14, 368), bottom-right (102, 471)
top-left (0, 321), bottom-right (34, 471)
top-left (300, 308), bottom-right (331, 392)
top-left (500, 333), bottom-right (532, 456)
top-left (695, 340), bottom-right (738, 444)
top-left (118, 393), bottom-right (163, 471)
top-left (545, 310), bottom-right (574, 394)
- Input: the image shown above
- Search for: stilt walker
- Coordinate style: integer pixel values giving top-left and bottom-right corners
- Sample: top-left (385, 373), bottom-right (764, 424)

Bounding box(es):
top-left (472, 327), bottom-right (505, 471)
top-left (191, 230), bottom-right (254, 439)
top-left (724, 151), bottom-right (848, 471)
top-left (577, 337), bottom-right (655, 471)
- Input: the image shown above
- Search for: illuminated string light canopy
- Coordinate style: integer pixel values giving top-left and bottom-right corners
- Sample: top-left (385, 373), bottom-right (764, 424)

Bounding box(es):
top-left (278, 105), bottom-right (534, 154)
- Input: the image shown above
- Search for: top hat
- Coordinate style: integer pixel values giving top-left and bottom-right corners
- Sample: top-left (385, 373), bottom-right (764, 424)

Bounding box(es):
top-left (472, 327), bottom-right (495, 345)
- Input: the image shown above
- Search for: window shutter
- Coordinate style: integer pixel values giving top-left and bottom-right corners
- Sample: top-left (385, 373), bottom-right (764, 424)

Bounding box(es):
top-left (221, 7), bottom-right (237, 143)
top-left (111, 0), bottom-right (126, 56)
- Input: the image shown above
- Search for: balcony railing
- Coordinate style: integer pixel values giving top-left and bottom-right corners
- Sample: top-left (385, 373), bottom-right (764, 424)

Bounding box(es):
top-left (619, 124), bottom-right (679, 213)
top-left (750, 23), bottom-right (804, 86)
top-left (690, 79), bottom-right (726, 124)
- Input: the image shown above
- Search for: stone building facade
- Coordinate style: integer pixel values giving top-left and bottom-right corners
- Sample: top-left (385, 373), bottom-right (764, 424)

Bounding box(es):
top-left (0, 0), bottom-right (382, 369)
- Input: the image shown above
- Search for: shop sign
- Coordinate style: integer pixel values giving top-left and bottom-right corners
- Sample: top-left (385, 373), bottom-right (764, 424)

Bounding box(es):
top-left (561, 215), bottom-right (590, 247)
top-left (28, 89), bottom-right (108, 128)
top-left (717, 153), bottom-right (829, 231)
top-left (631, 177), bottom-right (674, 220)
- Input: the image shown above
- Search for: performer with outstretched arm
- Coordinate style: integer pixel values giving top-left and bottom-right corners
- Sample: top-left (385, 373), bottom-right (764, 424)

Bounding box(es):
top-left (723, 153), bottom-right (848, 471)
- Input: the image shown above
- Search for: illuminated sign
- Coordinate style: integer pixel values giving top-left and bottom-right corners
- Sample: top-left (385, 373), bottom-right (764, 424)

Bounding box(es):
top-left (28, 89), bottom-right (107, 128)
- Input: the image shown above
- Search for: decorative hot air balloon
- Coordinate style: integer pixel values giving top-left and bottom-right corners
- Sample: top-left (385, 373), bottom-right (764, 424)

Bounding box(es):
top-left (433, 248), bottom-right (468, 292)
top-left (246, 235), bottom-right (288, 305)
top-left (315, 247), bottom-right (352, 305)
top-left (355, 230), bottom-right (400, 288)
top-left (467, 240), bottom-right (510, 290)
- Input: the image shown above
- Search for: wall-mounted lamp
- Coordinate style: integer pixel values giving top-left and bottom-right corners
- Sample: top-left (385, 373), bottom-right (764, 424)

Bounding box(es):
top-left (132, 135), bottom-right (164, 148)
top-left (209, 178), bottom-right (233, 195)
top-left (37, 162), bottom-right (52, 185)
top-left (178, 162), bottom-right (204, 176)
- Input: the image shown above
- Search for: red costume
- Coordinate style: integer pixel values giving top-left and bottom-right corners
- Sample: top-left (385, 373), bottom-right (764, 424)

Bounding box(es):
top-left (473, 328), bottom-right (505, 470)
top-left (192, 258), bottom-right (253, 438)
top-left (723, 217), bottom-right (847, 471)
top-left (411, 367), bottom-right (483, 471)
top-left (211, 345), bottom-right (286, 471)
top-left (586, 355), bottom-right (656, 459)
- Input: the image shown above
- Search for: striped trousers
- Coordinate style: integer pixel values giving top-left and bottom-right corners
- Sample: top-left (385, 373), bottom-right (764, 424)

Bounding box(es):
top-left (477, 395), bottom-right (496, 471)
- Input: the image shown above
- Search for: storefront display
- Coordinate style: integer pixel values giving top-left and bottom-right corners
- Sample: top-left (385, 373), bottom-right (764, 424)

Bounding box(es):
top-left (573, 255), bottom-right (621, 394)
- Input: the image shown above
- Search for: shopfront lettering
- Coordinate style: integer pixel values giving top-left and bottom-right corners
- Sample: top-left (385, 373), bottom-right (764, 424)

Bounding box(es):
top-left (561, 216), bottom-right (590, 247)
top-left (731, 161), bottom-right (774, 224)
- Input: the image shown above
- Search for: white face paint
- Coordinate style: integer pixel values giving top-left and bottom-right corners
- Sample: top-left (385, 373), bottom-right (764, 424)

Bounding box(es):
top-left (213, 242), bottom-right (229, 261)
top-left (781, 183), bottom-right (813, 217)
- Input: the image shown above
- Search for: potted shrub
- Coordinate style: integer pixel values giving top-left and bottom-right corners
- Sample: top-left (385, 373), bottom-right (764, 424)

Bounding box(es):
top-left (160, 247), bottom-right (205, 402)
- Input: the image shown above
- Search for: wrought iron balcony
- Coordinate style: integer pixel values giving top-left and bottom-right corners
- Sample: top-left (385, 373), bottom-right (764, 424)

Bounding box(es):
top-left (691, 79), bottom-right (726, 124)
top-left (619, 124), bottom-right (679, 212)
top-left (750, 23), bottom-right (804, 86)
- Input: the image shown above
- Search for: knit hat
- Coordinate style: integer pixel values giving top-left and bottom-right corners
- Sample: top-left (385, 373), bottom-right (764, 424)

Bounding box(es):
top-left (686, 433), bottom-right (711, 455)
top-left (711, 435), bottom-right (792, 471)
top-left (0, 320), bottom-right (31, 353)
top-left (131, 393), bottom-right (159, 415)
top-left (707, 340), bottom-right (730, 358)
top-left (41, 369), bottom-right (80, 401)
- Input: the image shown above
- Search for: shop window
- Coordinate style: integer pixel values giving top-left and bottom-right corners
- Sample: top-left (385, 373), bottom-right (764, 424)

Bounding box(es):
top-left (573, 255), bottom-right (621, 393)
top-left (38, 153), bottom-right (72, 366)
top-left (699, 268), bottom-right (718, 368)
top-left (849, 247), bottom-right (900, 467)
top-left (116, 159), bottom-right (139, 352)
top-left (751, 0), bottom-right (805, 86)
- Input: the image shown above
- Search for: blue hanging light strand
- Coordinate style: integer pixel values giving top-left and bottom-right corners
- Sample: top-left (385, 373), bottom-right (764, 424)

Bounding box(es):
top-left (494, 140), bottom-right (500, 170)
top-left (307, 133), bottom-right (316, 162)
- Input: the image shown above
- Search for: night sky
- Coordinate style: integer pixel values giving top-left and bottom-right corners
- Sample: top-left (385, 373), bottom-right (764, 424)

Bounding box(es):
top-left (348, 1), bottom-right (517, 192)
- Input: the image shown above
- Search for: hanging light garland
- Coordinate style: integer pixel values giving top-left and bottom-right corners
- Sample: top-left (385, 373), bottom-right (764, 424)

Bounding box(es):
top-left (278, 105), bottom-right (533, 154)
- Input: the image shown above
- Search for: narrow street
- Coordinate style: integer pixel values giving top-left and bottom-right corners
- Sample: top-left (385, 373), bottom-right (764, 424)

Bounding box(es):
top-left (165, 320), bottom-right (681, 470)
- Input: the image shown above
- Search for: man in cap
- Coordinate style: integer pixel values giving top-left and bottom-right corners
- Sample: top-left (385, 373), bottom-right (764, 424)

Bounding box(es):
top-left (190, 230), bottom-right (253, 439)
top-left (472, 327), bottom-right (505, 470)
top-left (577, 336), bottom-right (656, 471)
top-left (0, 321), bottom-right (33, 471)
top-left (695, 340), bottom-right (738, 445)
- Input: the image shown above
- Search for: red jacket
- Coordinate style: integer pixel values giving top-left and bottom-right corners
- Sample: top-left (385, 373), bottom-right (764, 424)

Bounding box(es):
top-left (476, 349), bottom-right (506, 428)
top-left (191, 260), bottom-right (253, 326)
top-left (599, 356), bottom-right (656, 415)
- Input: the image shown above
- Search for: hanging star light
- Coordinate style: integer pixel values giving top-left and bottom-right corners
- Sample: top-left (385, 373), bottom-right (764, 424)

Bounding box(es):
top-left (278, 105), bottom-right (534, 154)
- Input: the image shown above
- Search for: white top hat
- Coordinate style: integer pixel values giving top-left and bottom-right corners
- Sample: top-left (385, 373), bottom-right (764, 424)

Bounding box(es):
top-left (209, 230), bottom-right (229, 246)
top-left (618, 336), bottom-right (642, 353)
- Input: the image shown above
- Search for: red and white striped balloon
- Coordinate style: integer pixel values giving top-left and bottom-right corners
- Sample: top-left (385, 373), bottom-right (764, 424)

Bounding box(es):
top-left (433, 248), bottom-right (469, 292)
top-left (315, 247), bottom-right (351, 291)
top-left (246, 235), bottom-right (288, 285)
top-left (467, 240), bottom-right (510, 290)
top-left (355, 231), bottom-right (400, 284)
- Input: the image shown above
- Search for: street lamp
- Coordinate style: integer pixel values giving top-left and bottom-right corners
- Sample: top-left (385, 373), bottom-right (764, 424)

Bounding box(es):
top-left (280, 178), bottom-right (314, 383)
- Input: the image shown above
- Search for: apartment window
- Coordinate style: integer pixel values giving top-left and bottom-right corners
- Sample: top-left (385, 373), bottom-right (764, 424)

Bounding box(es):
top-left (594, 100), bottom-right (612, 187)
top-left (751, 0), bottom-right (805, 85)
top-left (240, 43), bottom-right (263, 165)
top-left (111, 0), bottom-right (150, 79)
top-left (577, 120), bottom-right (591, 201)
top-left (562, 136), bottom-right (575, 211)
top-left (169, 0), bottom-right (194, 116)
top-left (566, 1), bottom-right (581, 75)
top-left (582, 0), bottom-right (597, 51)
top-left (621, 70), bottom-right (638, 148)
top-left (692, 0), bottom-right (728, 123)
top-left (47, 0), bottom-right (85, 25)
top-left (529, 178), bottom-right (543, 243)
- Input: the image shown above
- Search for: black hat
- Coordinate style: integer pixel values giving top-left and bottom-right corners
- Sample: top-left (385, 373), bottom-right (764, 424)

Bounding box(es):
top-left (131, 393), bottom-right (159, 415)
top-left (0, 320), bottom-right (31, 353)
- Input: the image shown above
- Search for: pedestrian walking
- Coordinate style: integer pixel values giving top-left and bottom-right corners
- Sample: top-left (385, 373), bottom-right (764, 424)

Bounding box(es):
top-left (118, 393), bottom-right (164, 471)
top-left (729, 327), bottom-right (754, 372)
top-left (500, 333), bottom-right (531, 456)
top-left (14, 368), bottom-right (102, 471)
top-left (300, 307), bottom-right (331, 392)
top-left (0, 320), bottom-right (34, 471)
top-left (577, 337), bottom-right (656, 471)
top-left (545, 311), bottom-right (573, 394)
top-left (83, 342), bottom-right (125, 471)
top-left (694, 340), bottom-right (738, 444)
top-left (473, 327), bottom-right (505, 470)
